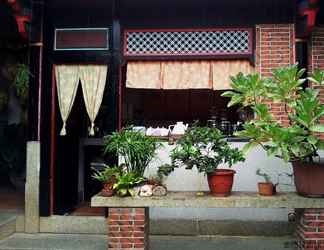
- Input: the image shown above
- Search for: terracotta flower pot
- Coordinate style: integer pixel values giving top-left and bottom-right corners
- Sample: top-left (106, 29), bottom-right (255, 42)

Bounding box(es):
top-left (292, 161), bottom-right (324, 198)
top-left (258, 182), bottom-right (274, 196)
top-left (207, 169), bottom-right (236, 197)
top-left (101, 178), bottom-right (117, 197)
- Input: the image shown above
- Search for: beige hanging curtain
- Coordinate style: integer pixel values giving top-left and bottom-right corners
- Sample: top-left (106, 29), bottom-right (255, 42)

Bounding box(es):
top-left (79, 65), bottom-right (108, 136)
top-left (162, 61), bottom-right (211, 89)
top-left (126, 61), bottom-right (162, 89)
top-left (212, 60), bottom-right (254, 90)
top-left (55, 65), bottom-right (80, 136)
top-left (126, 60), bottom-right (254, 90)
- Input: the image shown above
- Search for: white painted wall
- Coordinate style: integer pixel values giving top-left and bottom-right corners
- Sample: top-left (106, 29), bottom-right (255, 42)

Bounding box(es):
top-left (144, 142), bottom-right (296, 221)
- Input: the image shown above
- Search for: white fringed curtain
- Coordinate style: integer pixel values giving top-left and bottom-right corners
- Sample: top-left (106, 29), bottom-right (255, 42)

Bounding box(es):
top-left (126, 60), bottom-right (253, 90)
top-left (212, 60), bottom-right (254, 90)
top-left (55, 65), bottom-right (80, 136)
top-left (126, 61), bottom-right (162, 89)
top-left (162, 61), bottom-right (211, 89)
top-left (79, 65), bottom-right (108, 135)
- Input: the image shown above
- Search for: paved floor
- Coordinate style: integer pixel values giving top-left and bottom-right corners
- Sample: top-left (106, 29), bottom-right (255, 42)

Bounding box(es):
top-left (0, 233), bottom-right (296, 250)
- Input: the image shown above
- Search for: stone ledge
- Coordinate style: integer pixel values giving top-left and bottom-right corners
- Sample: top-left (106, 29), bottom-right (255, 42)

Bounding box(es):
top-left (91, 192), bottom-right (324, 209)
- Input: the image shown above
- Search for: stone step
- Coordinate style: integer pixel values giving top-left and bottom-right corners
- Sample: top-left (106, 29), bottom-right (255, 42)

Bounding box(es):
top-left (0, 233), bottom-right (296, 250)
top-left (38, 215), bottom-right (294, 236)
top-left (0, 214), bottom-right (17, 241)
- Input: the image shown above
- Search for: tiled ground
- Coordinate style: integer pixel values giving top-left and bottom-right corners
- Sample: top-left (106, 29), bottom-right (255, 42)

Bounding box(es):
top-left (0, 233), bottom-right (296, 250)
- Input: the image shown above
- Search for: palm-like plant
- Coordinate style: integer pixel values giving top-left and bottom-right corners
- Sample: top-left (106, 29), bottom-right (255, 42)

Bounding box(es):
top-left (104, 128), bottom-right (162, 177)
top-left (222, 64), bottom-right (324, 162)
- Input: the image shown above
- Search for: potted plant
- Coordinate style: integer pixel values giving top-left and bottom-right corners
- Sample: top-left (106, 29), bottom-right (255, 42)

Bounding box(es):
top-left (164, 126), bottom-right (244, 197)
top-left (256, 169), bottom-right (275, 196)
top-left (92, 166), bottom-right (120, 197)
top-left (222, 64), bottom-right (324, 197)
top-left (104, 128), bottom-right (162, 177)
top-left (113, 171), bottom-right (145, 197)
top-left (103, 128), bottom-right (162, 196)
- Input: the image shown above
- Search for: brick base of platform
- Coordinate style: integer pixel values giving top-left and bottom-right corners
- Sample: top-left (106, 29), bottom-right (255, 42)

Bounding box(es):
top-left (107, 208), bottom-right (149, 250)
top-left (296, 209), bottom-right (324, 250)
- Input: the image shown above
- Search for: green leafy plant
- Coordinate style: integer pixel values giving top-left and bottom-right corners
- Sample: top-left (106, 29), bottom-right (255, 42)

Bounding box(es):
top-left (113, 172), bottom-right (145, 197)
top-left (161, 126), bottom-right (244, 175)
top-left (13, 63), bottom-right (30, 101)
top-left (104, 128), bottom-right (162, 177)
top-left (256, 169), bottom-right (271, 183)
top-left (222, 64), bottom-right (324, 162)
top-left (91, 166), bottom-right (120, 183)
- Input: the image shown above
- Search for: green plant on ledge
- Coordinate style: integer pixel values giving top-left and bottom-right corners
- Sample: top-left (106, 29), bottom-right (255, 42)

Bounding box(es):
top-left (164, 126), bottom-right (244, 175)
top-left (104, 128), bottom-right (162, 177)
top-left (113, 171), bottom-right (145, 197)
top-left (92, 165), bottom-right (120, 183)
top-left (221, 64), bottom-right (324, 163)
top-left (256, 169), bottom-right (272, 183)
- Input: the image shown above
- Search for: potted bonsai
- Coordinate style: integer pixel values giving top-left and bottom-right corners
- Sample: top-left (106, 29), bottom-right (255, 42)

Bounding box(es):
top-left (92, 166), bottom-right (120, 197)
top-left (165, 126), bottom-right (245, 197)
top-left (222, 64), bottom-right (324, 197)
top-left (103, 128), bottom-right (162, 196)
top-left (256, 169), bottom-right (275, 196)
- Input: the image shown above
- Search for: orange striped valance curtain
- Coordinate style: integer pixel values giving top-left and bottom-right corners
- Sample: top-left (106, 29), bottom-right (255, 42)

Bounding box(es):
top-left (126, 60), bottom-right (254, 90)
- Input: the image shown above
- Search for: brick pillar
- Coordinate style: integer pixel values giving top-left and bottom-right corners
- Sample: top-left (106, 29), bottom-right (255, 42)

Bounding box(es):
top-left (309, 26), bottom-right (324, 140)
top-left (296, 209), bottom-right (324, 250)
top-left (255, 24), bottom-right (295, 126)
top-left (107, 208), bottom-right (149, 250)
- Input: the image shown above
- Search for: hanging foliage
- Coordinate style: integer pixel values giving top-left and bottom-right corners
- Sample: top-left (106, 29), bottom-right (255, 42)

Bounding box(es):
top-left (13, 63), bottom-right (29, 104)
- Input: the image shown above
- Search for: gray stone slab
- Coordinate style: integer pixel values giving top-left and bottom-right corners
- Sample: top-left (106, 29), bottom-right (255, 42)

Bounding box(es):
top-left (150, 219), bottom-right (294, 236)
top-left (0, 234), bottom-right (296, 250)
top-left (150, 236), bottom-right (296, 250)
top-left (92, 191), bottom-right (324, 209)
top-left (198, 220), bottom-right (295, 236)
top-left (0, 233), bottom-right (107, 250)
top-left (39, 216), bottom-right (107, 234)
top-left (37, 215), bottom-right (293, 237)
top-left (25, 141), bottom-right (41, 233)
top-left (150, 219), bottom-right (198, 236)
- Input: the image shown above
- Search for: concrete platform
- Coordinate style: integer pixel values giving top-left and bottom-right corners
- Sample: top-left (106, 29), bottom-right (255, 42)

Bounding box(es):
top-left (0, 233), bottom-right (296, 250)
top-left (92, 191), bottom-right (324, 209)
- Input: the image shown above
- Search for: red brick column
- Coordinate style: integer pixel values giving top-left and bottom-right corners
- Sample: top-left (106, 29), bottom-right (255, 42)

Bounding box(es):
top-left (309, 26), bottom-right (324, 139)
top-left (107, 208), bottom-right (149, 250)
top-left (255, 24), bottom-right (295, 126)
top-left (296, 209), bottom-right (324, 250)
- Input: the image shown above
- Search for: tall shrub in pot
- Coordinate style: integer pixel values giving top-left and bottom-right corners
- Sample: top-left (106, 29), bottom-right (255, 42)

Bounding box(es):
top-left (222, 64), bottom-right (324, 197)
top-left (167, 126), bottom-right (245, 197)
top-left (103, 128), bottom-right (162, 196)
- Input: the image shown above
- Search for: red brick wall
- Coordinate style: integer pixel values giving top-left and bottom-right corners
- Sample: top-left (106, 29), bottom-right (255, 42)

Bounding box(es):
top-left (255, 24), bottom-right (295, 126)
top-left (309, 26), bottom-right (324, 139)
top-left (107, 208), bottom-right (149, 250)
top-left (296, 209), bottom-right (324, 250)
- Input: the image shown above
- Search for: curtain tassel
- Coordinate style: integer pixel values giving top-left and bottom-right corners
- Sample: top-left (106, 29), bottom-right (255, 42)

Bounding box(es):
top-left (89, 122), bottom-right (95, 136)
top-left (60, 122), bottom-right (67, 136)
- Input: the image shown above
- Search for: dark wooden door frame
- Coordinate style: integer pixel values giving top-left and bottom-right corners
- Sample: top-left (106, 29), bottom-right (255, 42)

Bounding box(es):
top-left (50, 66), bottom-right (57, 215)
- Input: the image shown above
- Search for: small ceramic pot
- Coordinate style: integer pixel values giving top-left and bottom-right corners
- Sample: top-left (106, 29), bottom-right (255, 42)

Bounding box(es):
top-left (258, 182), bottom-right (274, 196)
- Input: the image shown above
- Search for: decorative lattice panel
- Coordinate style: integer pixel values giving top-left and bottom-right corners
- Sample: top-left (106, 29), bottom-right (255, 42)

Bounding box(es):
top-left (124, 28), bottom-right (253, 57)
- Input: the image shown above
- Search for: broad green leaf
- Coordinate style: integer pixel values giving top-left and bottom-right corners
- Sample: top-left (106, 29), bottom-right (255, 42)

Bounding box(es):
top-left (310, 125), bottom-right (324, 133)
top-left (307, 136), bottom-right (319, 145)
top-left (221, 91), bottom-right (236, 98)
top-left (227, 94), bottom-right (243, 107)
top-left (317, 140), bottom-right (324, 150)
top-left (242, 141), bottom-right (259, 154)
